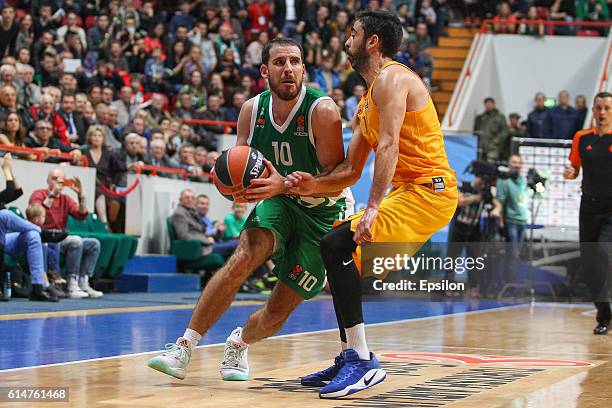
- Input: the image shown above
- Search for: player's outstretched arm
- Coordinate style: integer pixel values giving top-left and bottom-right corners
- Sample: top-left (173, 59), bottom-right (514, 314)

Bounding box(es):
top-left (285, 111), bottom-right (371, 196)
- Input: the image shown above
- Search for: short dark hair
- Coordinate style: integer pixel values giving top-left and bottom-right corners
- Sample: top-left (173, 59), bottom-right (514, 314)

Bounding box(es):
top-left (355, 10), bottom-right (403, 58)
top-left (196, 194), bottom-right (209, 201)
top-left (262, 38), bottom-right (304, 65)
top-left (61, 91), bottom-right (75, 101)
top-left (484, 97), bottom-right (495, 104)
top-left (594, 91), bottom-right (612, 103)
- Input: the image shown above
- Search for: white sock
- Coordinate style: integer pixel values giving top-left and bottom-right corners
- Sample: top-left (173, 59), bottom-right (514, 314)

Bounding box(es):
top-left (346, 323), bottom-right (370, 360)
top-left (341, 341), bottom-right (348, 351)
top-left (230, 327), bottom-right (249, 349)
top-left (182, 328), bottom-right (202, 347)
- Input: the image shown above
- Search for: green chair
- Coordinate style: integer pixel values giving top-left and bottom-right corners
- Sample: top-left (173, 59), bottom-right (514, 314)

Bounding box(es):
top-left (166, 218), bottom-right (224, 272)
top-left (88, 214), bottom-right (139, 279)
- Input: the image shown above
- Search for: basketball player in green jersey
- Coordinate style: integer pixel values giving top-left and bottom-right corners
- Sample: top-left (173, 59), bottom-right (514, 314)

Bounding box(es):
top-left (147, 38), bottom-right (353, 381)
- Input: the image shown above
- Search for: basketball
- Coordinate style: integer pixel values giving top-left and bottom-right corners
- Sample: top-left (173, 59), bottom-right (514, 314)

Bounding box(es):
top-left (212, 146), bottom-right (270, 202)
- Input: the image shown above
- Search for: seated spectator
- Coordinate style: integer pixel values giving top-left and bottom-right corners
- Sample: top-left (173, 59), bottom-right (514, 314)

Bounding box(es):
top-left (173, 93), bottom-right (198, 120)
top-left (526, 92), bottom-right (549, 138)
top-left (95, 103), bottom-right (123, 149)
top-left (575, 94), bottom-right (588, 128)
top-left (577, 0), bottom-right (610, 36)
top-left (194, 146), bottom-right (208, 172)
top-left (474, 97), bottom-right (509, 161)
top-left (101, 87), bottom-right (114, 106)
top-left (346, 84), bottom-right (366, 121)
top-left (545, 90), bottom-right (581, 139)
top-left (171, 188), bottom-right (225, 274)
top-left (56, 11), bottom-right (87, 49)
top-left (146, 139), bottom-right (179, 176)
top-left (177, 143), bottom-right (205, 179)
top-left (146, 94), bottom-right (171, 127)
top-left (0, 84), bottom-right (35, 131)
top-left (30, 169), bottom-right (102, 299)
top-left (30, 94), bottom-right (70, 146)
top-left (25, 120), bottom-right (82, 164)
top-left (179, 70), bottom-right (208, 112)
top-left (203, 151), bottom-right (219, 173)
top-left (331, 88), bottom-right (348, 121)
top-left (214, 47), bottom-right (242, 90)
top-left (58, 92), bottom-right (88, 146)
top-left (196, 194), bottom-right (238, 260)
top-left (0, 112), bottom-right (26, 148)
top-left (0, 154), bottom-right (62, 302)
top-left (223, 202), bottom-right (248, 241)
top-left (314, 56), bottom-right (341, 95)
top-left (116, 133), bottom-right (147, 185)
top-left (419, 0), bottom-right (438, 38)
top-left (549, 0), bottom-right (577, 36)
top-left (110, 86), bottom-right (139, 128)
top-left (196, 94), bottom-right (225, 151)
top-left (493, 2), bottom-right (518, 33)
top-left (15, 64), bottom-right (41, 108)
top-left (224, 91), bottom-right (246, 124)
top-left (84, 126), bottom-right (142, 228)
top-left (519, 6), bottom-right (545, 36)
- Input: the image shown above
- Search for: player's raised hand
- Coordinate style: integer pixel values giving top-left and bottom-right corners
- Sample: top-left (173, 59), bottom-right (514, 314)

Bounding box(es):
top-left (353, 207), bottom-right (378, 245)
top-left (284, 171), bottom-right (317, 196)
top-left (245, 159), bottom-right (285, 201)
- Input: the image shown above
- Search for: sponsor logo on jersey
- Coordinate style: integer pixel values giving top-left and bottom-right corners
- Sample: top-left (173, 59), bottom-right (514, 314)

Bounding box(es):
top-left (288, 264), bottom-right (303, 281)
top-left (295, 114), bottom-right (307, 136)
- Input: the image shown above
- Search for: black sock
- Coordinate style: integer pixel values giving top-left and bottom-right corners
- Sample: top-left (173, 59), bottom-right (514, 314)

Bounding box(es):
top-left (320, 222), bottom-right (364, 334)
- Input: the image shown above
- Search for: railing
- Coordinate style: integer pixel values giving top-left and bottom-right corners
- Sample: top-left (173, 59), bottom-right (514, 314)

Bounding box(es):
top-left (0, 144), bottom-right (89, 167)
top-left (135, 164), bottom-right (212, 181)
top-left (480, 19), bottom-right (612, 35)
top-left (182, 118), bottom-right (238, 134)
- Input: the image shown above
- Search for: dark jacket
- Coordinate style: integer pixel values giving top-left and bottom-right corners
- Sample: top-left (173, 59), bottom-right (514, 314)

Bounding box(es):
top-left (545, 106), bottom-right (580, 139)
top-left (526, 107), bottom-right (548, 139)
top-left (58, 110), bottom-right (89, 145)
top-left (170, 204), bottom-right (213, 255)
top-left (473, 108), bottom-right (509, 161)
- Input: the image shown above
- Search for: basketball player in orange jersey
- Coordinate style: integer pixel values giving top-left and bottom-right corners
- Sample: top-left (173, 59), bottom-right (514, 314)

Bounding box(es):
top-left (148, 39), bottom-right (354, 383)
top-left (286, 10), bottom-right (459, 398)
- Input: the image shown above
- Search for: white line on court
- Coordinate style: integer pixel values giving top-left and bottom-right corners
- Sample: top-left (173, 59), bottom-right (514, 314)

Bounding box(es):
top-left (0, 303), bottom-right (529, 373)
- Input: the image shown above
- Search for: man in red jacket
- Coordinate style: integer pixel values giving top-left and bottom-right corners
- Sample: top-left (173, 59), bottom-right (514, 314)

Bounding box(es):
top-left (29, 169), bottom-right (102, 299)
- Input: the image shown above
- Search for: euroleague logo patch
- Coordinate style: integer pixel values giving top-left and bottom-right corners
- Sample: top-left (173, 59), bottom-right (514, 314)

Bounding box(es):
top-left (288, 264), bottom-right (303, 281)
top-left (295, 115), bottom-right (307, 136)
top-left (380, 352), bottom-right (594, 367)
top-left (256, 117), bottom-right (265, 128)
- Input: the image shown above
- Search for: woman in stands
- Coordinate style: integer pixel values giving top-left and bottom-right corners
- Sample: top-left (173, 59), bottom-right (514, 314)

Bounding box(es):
top-left (179, 70), bottom-right (208, 112)
top-left (0, 112), bottom-right (35, 160)
top-left (84, 126), bottom-right (142, 231)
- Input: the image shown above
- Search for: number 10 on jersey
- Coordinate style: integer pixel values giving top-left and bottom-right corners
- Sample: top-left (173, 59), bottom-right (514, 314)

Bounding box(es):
top-left (272, 141), bottom-right (293, 166)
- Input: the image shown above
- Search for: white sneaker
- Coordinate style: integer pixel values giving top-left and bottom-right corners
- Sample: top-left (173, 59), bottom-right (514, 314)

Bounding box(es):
top-left (147, 337), bottom-right (192, 380)
top-left (79, 275), bottom-right (103, 298)
top-left (220, 327), bottom-right (249, 381)
top-left (66, 275), bottom-right (89, 299)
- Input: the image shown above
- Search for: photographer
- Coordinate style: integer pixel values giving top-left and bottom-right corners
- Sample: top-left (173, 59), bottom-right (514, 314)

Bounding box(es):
top-left (564, 92), bottom-right (612, 335)
top-left (448, 175), bottom-right (502, 297)
top-left (491, 154), bottom-right (529, 284)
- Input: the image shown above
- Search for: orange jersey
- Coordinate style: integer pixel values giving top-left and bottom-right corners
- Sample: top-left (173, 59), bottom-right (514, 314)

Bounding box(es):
top-left (356, 61), bottom-right (457, 188)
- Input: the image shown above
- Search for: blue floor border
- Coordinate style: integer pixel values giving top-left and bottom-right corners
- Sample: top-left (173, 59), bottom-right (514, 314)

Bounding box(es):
top-left (0, 299), bottom-right (520, 371)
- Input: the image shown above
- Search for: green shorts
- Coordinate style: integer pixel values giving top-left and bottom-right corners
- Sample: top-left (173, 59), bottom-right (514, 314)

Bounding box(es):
top-left (242, 195), bottom-right (341, 299)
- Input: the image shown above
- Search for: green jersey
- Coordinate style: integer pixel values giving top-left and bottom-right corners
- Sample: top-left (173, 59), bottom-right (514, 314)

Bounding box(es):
top-left (248, 86), bottom-right (353, 214)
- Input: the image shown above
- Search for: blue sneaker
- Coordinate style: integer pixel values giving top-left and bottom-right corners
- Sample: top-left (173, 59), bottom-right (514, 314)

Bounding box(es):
top-left (319, 349), bottom-right (386, 399)
top-left (300, 353), bottom-right (345, 387)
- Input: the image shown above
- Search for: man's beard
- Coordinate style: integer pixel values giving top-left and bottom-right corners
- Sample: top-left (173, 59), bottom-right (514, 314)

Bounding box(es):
top-left (347, 41), bottom-right (370, 73)
top-left (269, 77), bottom-right (303, 101)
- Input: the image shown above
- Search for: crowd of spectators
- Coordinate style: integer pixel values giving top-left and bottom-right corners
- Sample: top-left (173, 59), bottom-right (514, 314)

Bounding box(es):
top-left (474, 90), bottom-right (588, 161)
top-left (0, 0), bottom-right (447, 231)
top-left (472, 0), bottom-right (610, 36)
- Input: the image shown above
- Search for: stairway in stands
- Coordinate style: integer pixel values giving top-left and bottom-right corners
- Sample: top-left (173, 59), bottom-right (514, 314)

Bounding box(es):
top-left (430, 27), bottom-right (478, 120)
top-left (116, 255), bottom-right (200, 292)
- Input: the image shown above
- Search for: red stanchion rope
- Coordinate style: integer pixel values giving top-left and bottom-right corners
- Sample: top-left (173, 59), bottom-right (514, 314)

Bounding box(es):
top-left (97, 178), bottom-right (141, 198)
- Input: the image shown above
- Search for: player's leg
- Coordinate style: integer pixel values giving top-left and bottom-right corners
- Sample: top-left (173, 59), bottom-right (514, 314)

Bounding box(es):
top-left (147, 227), bottom-right (274, 379)
top-left (220, 281), bottom-right (303, 380)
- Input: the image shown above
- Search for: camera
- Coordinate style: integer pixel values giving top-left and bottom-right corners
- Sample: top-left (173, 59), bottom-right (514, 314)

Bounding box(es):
top-left (526, 168), bottom-right (547, 193)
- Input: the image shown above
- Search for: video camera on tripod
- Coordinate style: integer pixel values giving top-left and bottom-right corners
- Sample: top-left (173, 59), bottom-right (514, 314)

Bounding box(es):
top-left (466, 160), bottom-right (513, 208)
